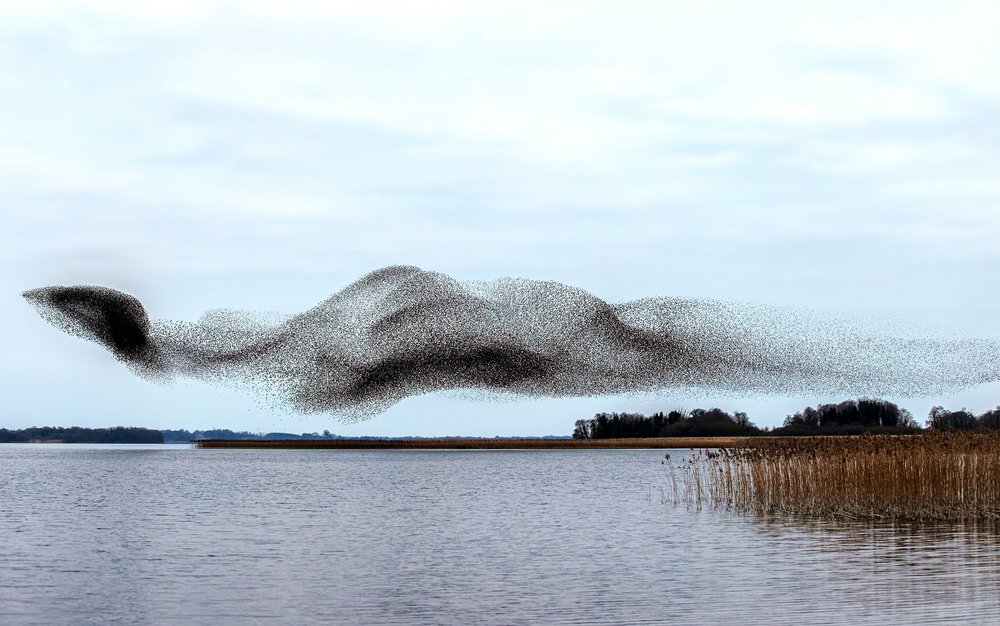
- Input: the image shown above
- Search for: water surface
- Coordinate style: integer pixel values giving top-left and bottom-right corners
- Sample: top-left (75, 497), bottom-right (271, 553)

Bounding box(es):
top-left (2, 444), bottom-right (998, 624)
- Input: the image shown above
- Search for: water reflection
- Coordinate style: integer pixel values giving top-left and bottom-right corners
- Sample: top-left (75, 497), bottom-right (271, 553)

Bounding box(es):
top-left (2, 445), bottom-right (998, 624)
top-left (738, 514), bottom-right (1000, 623)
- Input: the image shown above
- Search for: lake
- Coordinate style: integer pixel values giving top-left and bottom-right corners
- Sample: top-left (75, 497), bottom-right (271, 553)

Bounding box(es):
top-left (2, 444), bottom-right (998, 624)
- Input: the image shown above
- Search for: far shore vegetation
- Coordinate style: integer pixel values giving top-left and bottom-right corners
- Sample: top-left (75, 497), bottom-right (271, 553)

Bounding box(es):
top-left (192, 437), bottom-right (751, 449)
top-left (0, 426), bottom-right (164, 444)
top-left (4, 398), bottom-right (1000, 444)
top-left (572, 399), bottom-right (1000, 439)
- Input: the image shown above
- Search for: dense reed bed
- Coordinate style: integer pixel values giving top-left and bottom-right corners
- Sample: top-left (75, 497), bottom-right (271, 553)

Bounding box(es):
top-left (667, 431), bottom-right (1000, 521)
top-left (195, 436), bottom-right (754, 449)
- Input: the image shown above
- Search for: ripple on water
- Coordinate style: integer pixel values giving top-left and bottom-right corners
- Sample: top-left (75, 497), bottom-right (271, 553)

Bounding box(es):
top-left (1, 444), bottom-right (998, 625)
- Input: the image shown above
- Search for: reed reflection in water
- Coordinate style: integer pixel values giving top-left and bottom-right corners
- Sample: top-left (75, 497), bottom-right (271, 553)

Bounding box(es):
top-left (729, 515), bottom-right (1000, 624)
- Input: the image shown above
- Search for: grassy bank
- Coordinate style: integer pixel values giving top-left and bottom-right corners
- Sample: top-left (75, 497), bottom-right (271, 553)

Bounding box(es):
top-left (668, 431), bottom-right (1000, 521)
top-left (193, 436), bottom-right (755, 449)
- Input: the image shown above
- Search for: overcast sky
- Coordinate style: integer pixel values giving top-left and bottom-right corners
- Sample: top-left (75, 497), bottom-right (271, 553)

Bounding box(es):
top-left (3, 1), bottom-right (1000, 435)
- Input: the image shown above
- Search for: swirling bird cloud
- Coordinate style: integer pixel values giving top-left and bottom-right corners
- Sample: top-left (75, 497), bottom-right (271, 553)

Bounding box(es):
top-left (23, 265), bottom-right (1000, 419)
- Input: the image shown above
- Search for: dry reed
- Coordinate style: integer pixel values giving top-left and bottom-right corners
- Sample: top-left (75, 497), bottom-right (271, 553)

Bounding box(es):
top-left (666, 431), bottom-right (1000, 521)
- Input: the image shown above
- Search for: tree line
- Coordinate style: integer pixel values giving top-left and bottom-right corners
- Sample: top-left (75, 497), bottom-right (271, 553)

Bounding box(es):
top-left (925, 406), bottom-right (1000, 431)
top-left (6, 401), bottom-right (1000, 444)
top-left (776, 399), bottom-right (920, 435)
top-left (0, 427), bottom-right (345, 444)
top-left (161, 429), bottom-right (342, 443)
top-left (573, 408), bottom-right (762, 439)
top-left (0, 426), bottom-right (163, 444)
top-left (573, 398), bottom-right (928, 438)
top-left (572, 398), bottom-right (1000, 439)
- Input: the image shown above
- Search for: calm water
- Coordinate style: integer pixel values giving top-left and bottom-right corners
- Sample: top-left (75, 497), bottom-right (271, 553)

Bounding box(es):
top-left (2, 444), bottom-right (999, 625)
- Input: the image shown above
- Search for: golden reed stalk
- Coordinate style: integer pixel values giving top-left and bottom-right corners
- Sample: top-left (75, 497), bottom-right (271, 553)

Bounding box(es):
top-left (666, 431), bottom-right (1000, 521)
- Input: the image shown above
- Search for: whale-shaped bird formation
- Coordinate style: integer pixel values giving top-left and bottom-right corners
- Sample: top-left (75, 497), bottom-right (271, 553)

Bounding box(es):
top-left (23, 265), bottom-right (1000, 419)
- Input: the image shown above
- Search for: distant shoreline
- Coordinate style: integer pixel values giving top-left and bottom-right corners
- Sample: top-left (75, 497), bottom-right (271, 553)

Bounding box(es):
top-left (192, 436), bottom-right (754, 449)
